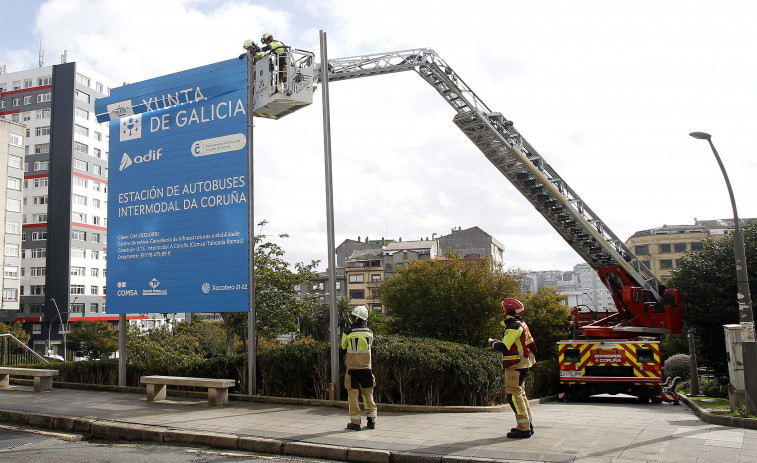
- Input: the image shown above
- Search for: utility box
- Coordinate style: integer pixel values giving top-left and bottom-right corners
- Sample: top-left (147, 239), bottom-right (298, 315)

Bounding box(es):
top-left (723, 324), bottom-right (746, 410)
top-left (252, 48), bottom-right (315, 119)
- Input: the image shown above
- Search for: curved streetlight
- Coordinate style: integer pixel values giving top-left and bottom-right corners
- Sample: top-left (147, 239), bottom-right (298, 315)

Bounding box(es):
top-left (48, 298), bottom-right (70, 360)
top-left (689, 131), bottom-right (756, 413)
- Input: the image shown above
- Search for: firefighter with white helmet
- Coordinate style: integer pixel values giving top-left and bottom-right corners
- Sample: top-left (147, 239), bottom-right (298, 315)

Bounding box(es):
top-left (259, 32), bottom-right (289, 85)
top-left (239, 39), bottom-right (264, 60)
top-left (340, 305), bottom-right (377, 430)
top-left (489, 298), bottom-right (537, 438)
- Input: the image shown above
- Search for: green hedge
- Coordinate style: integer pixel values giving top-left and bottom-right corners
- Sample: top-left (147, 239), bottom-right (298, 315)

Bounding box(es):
top-left (20, 335), bottom-right (559, 405)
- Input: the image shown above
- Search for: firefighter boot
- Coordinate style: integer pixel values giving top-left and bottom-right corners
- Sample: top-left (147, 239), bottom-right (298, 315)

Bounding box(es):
top-left (367, 417), bottom-right (375, 429)
top-left (506, 429), bottom-right (532, 439)
top-left (346, 422), bottom-right (361, 431)
top-left (510, 422), bottom-right (534, 436)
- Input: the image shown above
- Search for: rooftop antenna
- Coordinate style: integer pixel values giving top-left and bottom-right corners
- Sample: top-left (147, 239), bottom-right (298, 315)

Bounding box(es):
top-left (38, 38), bottom-right (45, 68)
top-left (61, 50), bottom-right (67, 64)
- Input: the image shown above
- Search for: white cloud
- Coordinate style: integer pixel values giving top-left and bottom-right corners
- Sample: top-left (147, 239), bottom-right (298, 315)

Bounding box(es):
top-left (4, 0), bottom-right (756, 273)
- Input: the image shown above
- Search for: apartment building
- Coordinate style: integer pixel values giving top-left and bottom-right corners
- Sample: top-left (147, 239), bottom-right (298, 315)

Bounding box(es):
top-left (0, 61), bottom-right (114, 355)
top-left (0, 120), bottom-right (25, 313)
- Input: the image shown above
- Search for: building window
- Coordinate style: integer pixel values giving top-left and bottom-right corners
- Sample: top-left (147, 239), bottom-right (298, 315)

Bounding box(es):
top-left (75, 90), bottom-right (90, 104)
top-left (92, 233), bottom-right (100, 243)
top-left (75, 107), bottom-right (89, 120)
top-left (3, 289), bottom-right (18, 301)
top-left (371, 274), bottom-right (381, 283)
top-left (38, 76), bottom-right (51, 86)
top-left (349, 274), bottom-right (364, 283)
top-left (30, 267), bottom-right (46, 276)
top-left (9, 134), bottom-right (22, 148)
top-left (72, 230), bottom-right (87, 241)
top-left (30, 249), bottom-right (46, 259)
top-left (33, 196), bottom-right (48, 205)
top-left (90, 303), bottom-right (99, 313)
top-left (30, 304), bottom-right (44, 313)
top-left (659, 259), bottom-right (673, 269)
top-left (658, 243), bottom-right (672, 253)
top-left (33, 177), bottom-right (49, 188)
top-left (32, 324), bottom-right (42, 335)
top-left (349, 289), bottom-right (365, 299)
top-left (30, 285), bottom-right (45, 295)
top-left (74, 141), bottom-right (89, 155)
top-left (34, 161), bottom-right (49, 171)
top-left (70, 285), bottom-right (85, 295)
top-left (4, 243), bottom-right (18, 257)
top-left (94, 131), bottom-right (102, 142)
top-left (23, 95), bottom-right (32, 105)
top-left (31, 231), bottom-right (47, 240)
top-left (74, 124), bottom-right (89, 137)
top-left (76, 73), bottom-right (91, 87)
top-left (37, 93), bottom-right (51, 103)
top-left (73, 212), bottom-right (86, 222)
top-left (385, 263), bottom-right (393, 273)
top-left (4, 266), bottom-right (18, 278)
top-left (37, 108), bottom-right (51, 119)
top-left (674, 243), bottom-right (687, 253)
top-left (33, 214), bottom-right (47, 223)
top-left (70, 302), bottom-right (85, 313)
top-left (72, 194), bottom-right (87, 206)
top-left (6, 221), bottom-right (20, 234)
top-left (690, 242), bottom-right (704, 251)
top-left (71, 248), bottom-right (86, 259)
top-left (73, 176), bottom-right (88, 188)
top-left (7, 177), bottom-right (21, 190)
top-left (90, 286), bottom-right (99, 295)
top-left (73, 159), bottom-right (88, 171)
top-left (6, 198), bottom-right (20, 212)
top-left (8, 154), bottom-right (22, 168)
top-left (91, 268), bottom-right (99, 277)
top-left (634, 245), bottom-right (650, 255)
top-left (12, 98), bottom-right (20, 107)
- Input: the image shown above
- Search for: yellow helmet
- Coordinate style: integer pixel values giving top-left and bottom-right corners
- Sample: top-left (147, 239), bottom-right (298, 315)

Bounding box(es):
top-left (242, 39), bottom-right (254, 49)
top-left (261, 33), bottom-right (273, 42)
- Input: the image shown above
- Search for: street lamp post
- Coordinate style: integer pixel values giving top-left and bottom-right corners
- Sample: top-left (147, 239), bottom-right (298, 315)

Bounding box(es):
top-left (689, 131), bottom-right (756, 413)
top-left (49, 298), bottom-right (69, 361)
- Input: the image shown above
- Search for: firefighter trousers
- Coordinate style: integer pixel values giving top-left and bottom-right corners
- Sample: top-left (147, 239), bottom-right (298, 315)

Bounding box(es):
top-left (505, 367), bottom-right (532, 431)
top-left (344, 369), bottom-right (377, 425)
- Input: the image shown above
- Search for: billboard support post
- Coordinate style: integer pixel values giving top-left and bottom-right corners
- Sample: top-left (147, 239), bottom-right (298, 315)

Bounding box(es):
top-left (247, 51), bottom-right (257, 396)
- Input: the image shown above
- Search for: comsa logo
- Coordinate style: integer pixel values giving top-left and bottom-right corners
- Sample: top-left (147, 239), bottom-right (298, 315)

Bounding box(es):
top-left (119, 149), bottom-right (163, 171)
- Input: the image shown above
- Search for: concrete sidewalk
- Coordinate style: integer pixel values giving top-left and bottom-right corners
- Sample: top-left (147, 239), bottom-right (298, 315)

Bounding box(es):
top-left (1, 385), bottom-right (756, 463)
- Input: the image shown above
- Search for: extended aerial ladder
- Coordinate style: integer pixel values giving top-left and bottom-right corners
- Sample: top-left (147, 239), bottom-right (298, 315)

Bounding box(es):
top-left (315, 48), bottom-right (683, 340)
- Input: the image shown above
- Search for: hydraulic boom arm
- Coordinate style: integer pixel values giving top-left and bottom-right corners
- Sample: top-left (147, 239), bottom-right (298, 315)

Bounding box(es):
top-left (317, 49), bottom-right (683, 336)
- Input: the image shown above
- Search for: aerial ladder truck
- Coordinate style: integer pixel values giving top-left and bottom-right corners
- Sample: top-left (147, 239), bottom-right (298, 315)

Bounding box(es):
top-left (257, 48), bottom-right (685, 403)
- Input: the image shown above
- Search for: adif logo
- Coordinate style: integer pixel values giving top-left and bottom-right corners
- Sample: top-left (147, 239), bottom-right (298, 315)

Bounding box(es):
top-left (120, 114), bottom-right (142, 141)
top-left (149, 278), bottom-right (160, 289)
top-left (119, 153), bottom-right (132, 171)
top-left (119, 149), bottom-right (163, 171)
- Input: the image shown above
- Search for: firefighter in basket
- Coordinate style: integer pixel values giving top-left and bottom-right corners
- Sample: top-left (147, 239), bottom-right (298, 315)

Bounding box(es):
top-left (489, 298), bottom-right (537, 438)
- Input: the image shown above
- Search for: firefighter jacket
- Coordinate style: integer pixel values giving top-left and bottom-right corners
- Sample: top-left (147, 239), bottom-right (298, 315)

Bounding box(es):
top-left (341, 321), bottom-right (374, 371)
top-left (262, 40), bottom-right (287, 55)
top-left (492, 317), bottom-right (537, 369)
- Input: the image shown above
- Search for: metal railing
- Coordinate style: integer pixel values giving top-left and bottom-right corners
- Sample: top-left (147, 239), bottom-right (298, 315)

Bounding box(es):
top-left (0, 333), bottom-right (49, 366)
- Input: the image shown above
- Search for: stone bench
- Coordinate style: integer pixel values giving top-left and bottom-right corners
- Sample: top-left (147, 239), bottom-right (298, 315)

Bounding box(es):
top-left (140, 375), bottom-right (236, 407)
top-left (0, 367), bottom-right (59, 392)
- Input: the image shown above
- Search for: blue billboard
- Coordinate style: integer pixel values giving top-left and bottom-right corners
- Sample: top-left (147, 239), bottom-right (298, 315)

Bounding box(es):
top-left (95, 58), bottom-right (249, 313)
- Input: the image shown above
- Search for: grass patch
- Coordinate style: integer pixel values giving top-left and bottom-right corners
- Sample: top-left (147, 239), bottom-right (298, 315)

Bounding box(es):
top-left (688, 396), bottom-right (757, 419)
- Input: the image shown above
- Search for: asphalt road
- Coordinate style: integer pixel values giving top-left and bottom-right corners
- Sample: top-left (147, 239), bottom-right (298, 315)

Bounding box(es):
top-left (0, 424), bottom-right (336, 463)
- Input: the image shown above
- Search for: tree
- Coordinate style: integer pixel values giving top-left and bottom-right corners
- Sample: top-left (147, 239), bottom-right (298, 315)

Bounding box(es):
top-left (377, 255), bottom-right (521, 346)
top-left (522, 287), bottom-right (570, 361)
top-left (66, 321), bottom-right (119, 359)
top-left (665, 222), bottom-right (757, 381)
top-left (174, 318), bottom-right (227, 357)
top-left (0, 321), bottom-right (30, 344)
top-left (219, 223), bottom-right (321, 350)
top-left (126, 324), bottom-right (204, 372)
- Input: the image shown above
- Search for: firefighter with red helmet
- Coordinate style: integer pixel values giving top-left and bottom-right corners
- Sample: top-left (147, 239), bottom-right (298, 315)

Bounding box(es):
top-left (489, 298), bottom-right (537, 438)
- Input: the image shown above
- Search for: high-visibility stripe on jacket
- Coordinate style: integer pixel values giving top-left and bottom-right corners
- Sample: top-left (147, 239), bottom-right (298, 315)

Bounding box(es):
top-left (341, 324), bottom-right (373, 370)
top-left (493, 319), bottom-right (537, 368)
top-left (262, 41), bottom-right (287, 55)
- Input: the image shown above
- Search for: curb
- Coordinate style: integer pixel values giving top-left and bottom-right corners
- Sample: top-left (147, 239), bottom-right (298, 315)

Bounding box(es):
top-left (0, 407), bottom-right (508, 463)
top-left (680, 394), bottom-right (757, 430)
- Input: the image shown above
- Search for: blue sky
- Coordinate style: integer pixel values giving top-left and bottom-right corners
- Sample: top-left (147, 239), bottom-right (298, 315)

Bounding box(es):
top-left (2, 0), bottom-right (756, 272)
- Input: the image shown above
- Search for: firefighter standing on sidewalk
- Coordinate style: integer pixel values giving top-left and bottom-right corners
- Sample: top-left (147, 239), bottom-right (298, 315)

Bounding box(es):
top-left (341, 305), bottom-right (377, 431)
top-left (489, 298), bottom-right (537, 438)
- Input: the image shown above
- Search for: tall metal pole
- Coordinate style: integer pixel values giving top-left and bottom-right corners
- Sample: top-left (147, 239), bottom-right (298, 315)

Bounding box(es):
top-left (247, 50), bottom-right (257, 396)
top-left (118, 313), bottom-right (126, 386)
top-left (690, 131), bottom-right (756, 413)
top-left (320, 30), bottom-right (340, 401)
